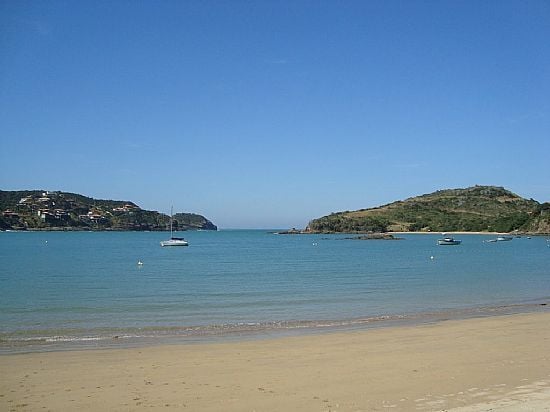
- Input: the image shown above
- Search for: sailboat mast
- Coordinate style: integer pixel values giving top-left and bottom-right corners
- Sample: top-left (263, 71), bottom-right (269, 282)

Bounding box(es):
top-left (160, 205), bottom-right (188, 246)
top-left (170, 206), bottom-right (173, 237)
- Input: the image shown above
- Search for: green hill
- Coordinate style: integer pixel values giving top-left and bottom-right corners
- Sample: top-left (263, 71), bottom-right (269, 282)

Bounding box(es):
top-left (307, 186), bottom-right (550, 234)
top-left (0, 190), bottom-right (217, 231)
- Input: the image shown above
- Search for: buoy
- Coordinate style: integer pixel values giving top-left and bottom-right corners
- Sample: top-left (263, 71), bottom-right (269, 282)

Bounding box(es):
top-left (430, 256), bottom-right (434, 260)
top-left (137, 260), bottom-right (143, 266)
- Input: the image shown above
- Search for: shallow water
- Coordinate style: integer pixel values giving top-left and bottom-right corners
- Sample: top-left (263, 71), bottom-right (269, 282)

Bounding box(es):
top-left (1, 230), bottom-right (549, 352)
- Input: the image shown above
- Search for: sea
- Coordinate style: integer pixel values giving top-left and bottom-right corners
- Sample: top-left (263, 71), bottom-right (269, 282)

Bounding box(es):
top-left (1, 230), bottom-right (549, 353)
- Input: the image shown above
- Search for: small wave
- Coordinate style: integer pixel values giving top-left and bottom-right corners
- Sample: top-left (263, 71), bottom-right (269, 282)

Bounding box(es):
top-left (2, 301), bottom-right (547, 353)
top-left (1, 335), bottom-right (109, 343)
top-left (45, 336), bottom-right (106, 342)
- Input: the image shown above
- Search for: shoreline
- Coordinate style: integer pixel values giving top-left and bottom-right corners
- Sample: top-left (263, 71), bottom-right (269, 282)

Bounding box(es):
top-left (2, 312), bottom-right (550, 411)
top-left (2, 301), bottom-right (549, 355)
top-left (277, 230), bottom-right (550, 236)
top-left (390, 230), bottom-right (548, 235)
top-left (3, 229), bottom-right (549, 235)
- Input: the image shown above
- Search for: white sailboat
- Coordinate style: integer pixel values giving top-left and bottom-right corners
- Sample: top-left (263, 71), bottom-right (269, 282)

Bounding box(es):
top-left (160, 207), bottom-right (189, 247)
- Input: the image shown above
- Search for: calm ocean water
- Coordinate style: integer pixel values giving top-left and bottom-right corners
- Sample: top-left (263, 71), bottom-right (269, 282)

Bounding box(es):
top-left (1, 230), bottom-right (549, 352)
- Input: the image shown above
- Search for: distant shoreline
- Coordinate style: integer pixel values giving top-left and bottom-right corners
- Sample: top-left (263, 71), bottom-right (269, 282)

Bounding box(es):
top-left (0, 228), bottom-right (215, 232)
top-left (276, 230), bottom-right (548, 236)
top-left (3, 228), bottom-right (548, 236)
top-left (391, 230), bottom-right (521, 235)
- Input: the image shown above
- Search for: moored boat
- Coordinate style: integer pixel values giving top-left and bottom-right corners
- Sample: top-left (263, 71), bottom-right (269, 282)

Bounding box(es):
top-left (160, 207), bottom-right (189, 247)
top-left (496, 236), bottom-right (513, 241)
top-left (437, 237), bottom-right (462, 245)
top-left (160, 237), bottom-right (188, 247)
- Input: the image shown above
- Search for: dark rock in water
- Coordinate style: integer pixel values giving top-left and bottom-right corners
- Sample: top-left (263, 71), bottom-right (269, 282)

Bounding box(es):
top-left (345, 233), bottom-right (403, 240)
top-left (274, 228), bottom-right (305, 235)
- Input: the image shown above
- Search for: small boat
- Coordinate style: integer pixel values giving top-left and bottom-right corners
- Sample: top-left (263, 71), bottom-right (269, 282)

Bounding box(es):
top-left (496, 236), bottom-right (513, 242)
top-left (160, 207), bottom-right (189, 247)
top-left (160, 237), bottom-right (188, 247)
top-left (437, 237), bottom-right (462, 245)
top-left (484, 239), bottom-right (498, 243)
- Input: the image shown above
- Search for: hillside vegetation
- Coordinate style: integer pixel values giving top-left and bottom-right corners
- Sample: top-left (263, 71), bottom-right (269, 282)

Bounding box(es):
top-left (0, 190), bottom-right (217, 231)
top-left (307, 186), bottom-right (550, 234)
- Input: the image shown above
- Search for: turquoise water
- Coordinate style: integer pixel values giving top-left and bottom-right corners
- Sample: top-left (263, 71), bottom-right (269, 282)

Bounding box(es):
top-left (1, 230), bottom-right (549, 351)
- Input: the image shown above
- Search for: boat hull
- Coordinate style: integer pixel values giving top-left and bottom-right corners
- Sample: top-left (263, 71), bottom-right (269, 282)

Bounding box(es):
top-left (437, 239), bottom-right (462, 245)
top-left (160, 239), bottom-right (189, 247)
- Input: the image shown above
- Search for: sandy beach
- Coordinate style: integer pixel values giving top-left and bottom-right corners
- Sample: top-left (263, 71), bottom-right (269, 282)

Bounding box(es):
top-left (2, 312), bottom-right (550, 411)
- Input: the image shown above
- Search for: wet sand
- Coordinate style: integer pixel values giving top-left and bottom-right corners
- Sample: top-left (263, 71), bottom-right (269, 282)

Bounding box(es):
top-left (2, 312), bottom-right (550, 411)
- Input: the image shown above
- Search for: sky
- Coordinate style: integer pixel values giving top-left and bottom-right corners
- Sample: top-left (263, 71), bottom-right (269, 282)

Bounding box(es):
top-left (1, 0), bottom-right (549, 228)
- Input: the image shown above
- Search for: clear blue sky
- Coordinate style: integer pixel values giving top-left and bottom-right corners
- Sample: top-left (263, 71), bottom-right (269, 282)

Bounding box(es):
top-left (1, 1), bottom-right (549, 228)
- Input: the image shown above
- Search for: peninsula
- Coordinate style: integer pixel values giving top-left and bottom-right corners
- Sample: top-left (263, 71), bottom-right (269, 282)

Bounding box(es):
top-left (0, 190), bottom-right (217, 231)
top-left (307, 186), bottom-right (550, 234)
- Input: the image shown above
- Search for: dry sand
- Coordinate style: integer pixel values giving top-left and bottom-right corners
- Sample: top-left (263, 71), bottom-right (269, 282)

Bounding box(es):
top-left (2, 312), bottom-right (550, 411)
